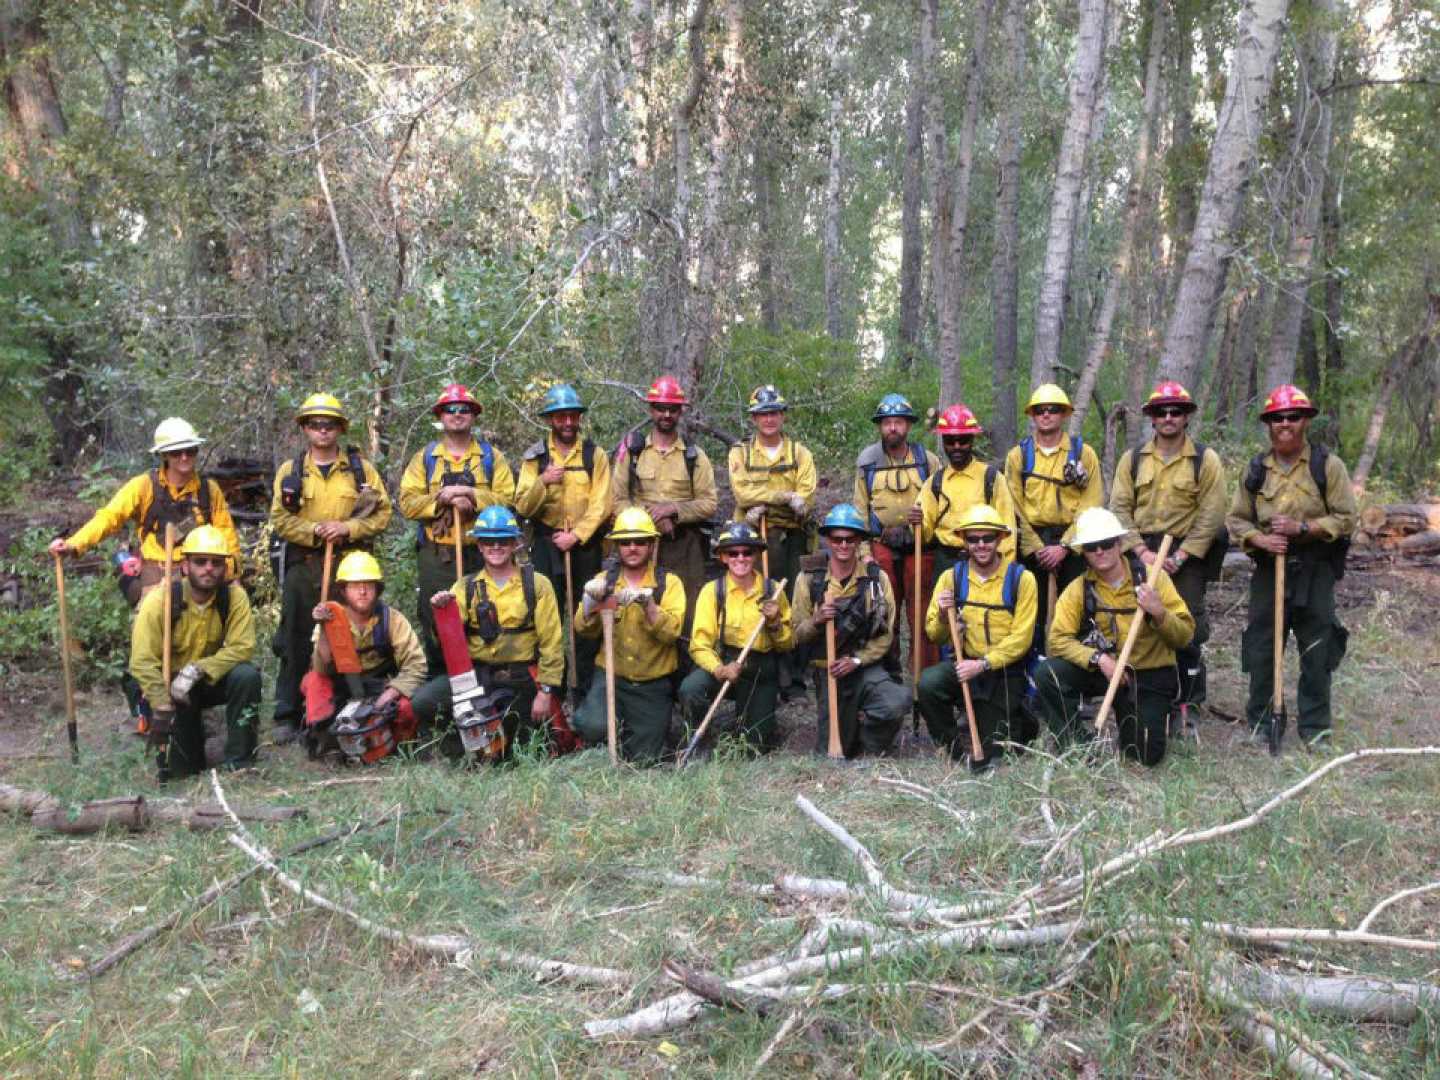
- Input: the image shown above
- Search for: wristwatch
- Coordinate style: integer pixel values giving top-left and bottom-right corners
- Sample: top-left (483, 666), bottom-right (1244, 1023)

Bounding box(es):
top-left (1088, 651), bottom-right (1103, 671)
top-left (1299, 521), bottom-right (1310, 537)
top-left (980, 657), bottom-right (992, 673)
top-left (538, 684), bottom-right (557, 696)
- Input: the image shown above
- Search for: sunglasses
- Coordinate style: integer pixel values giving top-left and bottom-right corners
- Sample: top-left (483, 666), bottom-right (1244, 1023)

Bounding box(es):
top-left (441, 404), bottom-right (475, 416)
top-left (1081, 537), bottom-right (1119, 554)
top-left (722, 547), bottom-right (758, 558)
top-left (942, 436), bottom-right (975, 447)
top-left (478, 539), bottom-right (513, 549)
top-left (166, 447), bottom-right (199, 458)
top-left (187, 555), bottom-right (227, 568)
top-left (963, 533), bottom-right (1000, 547)
top-left (650, 405), bottom-right (682, 415)
top-left (1152, 407), bottom-right (1189, 419)
top-left (1265, 411), bottom-right (1307, 425)
top-left (1032, 405), bottom-right (1068, 417)
top-left (305, 419), bottom-right (340, 431)
top-left (827, 535), bottom-right (860, 546)
top-left (618, 539), bottom-right (652, 549)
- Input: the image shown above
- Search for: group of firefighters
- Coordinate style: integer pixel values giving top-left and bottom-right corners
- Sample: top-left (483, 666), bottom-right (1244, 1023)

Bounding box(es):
top-left (49, 374), bottom-right (1356, 780)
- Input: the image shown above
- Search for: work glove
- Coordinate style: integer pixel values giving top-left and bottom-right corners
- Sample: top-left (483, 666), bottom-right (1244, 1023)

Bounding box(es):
top-left (786, 493), bottom-right (808, 517)
top-left (745, 505), bottom-right (767, 527)
top-left (1062, 459), bottom-right (1089, 488)
top-left (880, 525), bottom-right (912, 550)
top-left (583, 578), bottom-right (610, 601)
top-left (170, 664), bottom-right (204, 706)
top-left (147, 709), bottom-right (175, 751)
top-left (582, 593), bottom-right (600, 618)
top-left (616, 587), bottom-right (654, 607)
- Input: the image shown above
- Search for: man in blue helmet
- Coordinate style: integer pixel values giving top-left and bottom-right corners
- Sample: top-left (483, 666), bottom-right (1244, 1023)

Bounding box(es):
top-left (792, 504), bottom-right (910, 757)
top-left (514, 384), bottom-right (613, 700)
top-left (852, 393), bottom-right (942, 674)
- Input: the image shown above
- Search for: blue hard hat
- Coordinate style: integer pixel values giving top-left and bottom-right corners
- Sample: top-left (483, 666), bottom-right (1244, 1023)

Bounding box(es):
top-left (539, 384), bottom-right (587, 415)
top-left (818, 503), bottom-right (870, 537)
top-left (713, 522), bottom-right (764, 551)
top-left (470, 505), bottom-right (522, 540)
top-left (872, 393), bottom-right (918, 423)
top-left (747, 385), bottom-right (787, 414)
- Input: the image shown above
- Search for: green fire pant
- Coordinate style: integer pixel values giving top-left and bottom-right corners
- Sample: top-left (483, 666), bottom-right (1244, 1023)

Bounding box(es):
top-left (574, 672), bottom-right (676, 764)
top-left (415, 540), bottom-right (479, 677)
top-left (1034, 657), bottom-right (1177, 766)
top-left (164, 662), bottom-right (263, 779)
top-left (530, 530), bottom-right (602, 699)
top-left (411, 663), bottom-right (542, 761)
top-left (917, 663), bottom-right (1031, 761)
top-left (272, 547), bottom-right (332, 727)
top-left (807, 662), bottom-right (910, 758)
top-left (679, 650), bottom-right (782, 752)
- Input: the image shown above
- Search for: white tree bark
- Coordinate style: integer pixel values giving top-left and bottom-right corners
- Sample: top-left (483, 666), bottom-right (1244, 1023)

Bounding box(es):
top-left (1028, 0), bottom-right (1110, 388)
top-left (1156, 0), bottom-right (1294, 389)
top-left (823, 27), bottom-right (846, 341)
top-left (897, 0), bottom-right (927, 368)
top-left (989, 0), bottom-right (1026, 449)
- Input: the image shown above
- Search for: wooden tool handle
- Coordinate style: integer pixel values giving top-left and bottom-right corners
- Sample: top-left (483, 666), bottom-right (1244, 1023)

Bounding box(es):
top-left (563, 518), bottom-right (579, 696)
top-left (912, 528), bottom-right (924, 684)
top-left (1273, 552), bottom-right (1285, 712)
top-left (54, 553), bottom-right (78, 762)
top-left (1046, 571), bottom-right (1058, 633)
top-left (453, 509), bottom-right (464, 583)
top-left (947, 604), bottom-right (984, 760)
top-left (162, 524), bottom-right (176, 696)
top-left (319, 538), bottom-right (335, 605)
top-left (602, 608), bottom-right (618, 766)
top-left (760, 514), bottom-right (770, 583)
top-left (1093, 533), bottom-right (1174, 733)
top-left (824, 591), bottom-right (842, 759)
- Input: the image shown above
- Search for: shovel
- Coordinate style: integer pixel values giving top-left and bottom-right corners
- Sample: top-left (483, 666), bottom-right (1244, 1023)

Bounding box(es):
top-left (54, 553), bottom-right (78, 764)
top-left (946, 605), bottom-right (984, 764)
top-left (563, 517), bottom-right (580, 708)
top-left (911, 527), bottom-right (923, 735)
top-left (1267, 552), bottom-right (1288, 756)
top-left (824, 589), bottom-right (843, 760)
top-left (319, 538), bottom-right (335, 605)
top-left (1093, 534), bottom-right (1174, 735)
top-left (159, 524), bottom-right (176, 776)
top-left (601, 607), bottom-right (619, 765)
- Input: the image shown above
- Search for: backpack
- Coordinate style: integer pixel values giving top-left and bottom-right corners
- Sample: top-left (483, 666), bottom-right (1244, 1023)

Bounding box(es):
top-left (623, 429), bottom-right (699, 503)
top-left (858, 442), bottom-right (931, 533)
top-left (1018, 435), bottom-right (1084, 486)
top-left (170, 580), bottom-right (235, 633)
top-left (803, 563), bottom-right (887, 661)
top-left (743, 437), bottom-right (798, 476)
top-left (1128, 441), bottom-right (1230, 581)
top-left (141, 470), bottom-right (214, 539)
top-left (465, 565), bottom-right (540, 639)
top-left (413, 440), bottom-right (496, 545)
top-left (929, 462), bottom-right (1000, 529)
top-left (1243, 445), bottom-right (1349, 580)
top-left (944, 559), bottom-right (1026, 662)
top-left (1082, 552), bottom-right (1146, 648)
top-left (524, 437), bottom-right (598, 478)
top-left (279, 446), bottom-right (368, 514)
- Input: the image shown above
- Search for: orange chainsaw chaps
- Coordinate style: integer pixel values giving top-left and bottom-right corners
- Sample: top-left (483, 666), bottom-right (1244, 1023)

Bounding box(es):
top-left (321, 602), bottom-right (364, 675)
top-left (531, 664), bottom-right (583, 756)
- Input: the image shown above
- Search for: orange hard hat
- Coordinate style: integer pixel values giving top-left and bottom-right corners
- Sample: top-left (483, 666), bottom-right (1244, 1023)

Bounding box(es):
top-left (1259, 383), bottom-right (1318, 419)
top-left (1143, 380), bottom-right (1197, 414)
top-left (433, 383), bottom-right (481, 416)
top-left (936, 404), bottom-right (983, 437)
top-left (645, 376), bottom-right (688, 406)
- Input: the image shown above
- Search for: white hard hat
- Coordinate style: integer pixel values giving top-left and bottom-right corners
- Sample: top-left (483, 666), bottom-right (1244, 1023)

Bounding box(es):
top-left (150, 417), bottom-right (205, 455)
top-left (1070, 507), bottom-right (1128, 550)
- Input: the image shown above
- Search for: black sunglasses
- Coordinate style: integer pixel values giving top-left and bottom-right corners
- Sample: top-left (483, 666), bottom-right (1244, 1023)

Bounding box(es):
top-left (186, 555), bottom-right (228, 568)
top-left (305, 419), bottom-right (340, 431)
top-left (1032, 405), bottom-right (1068, 416)
top-left (618, 539), bottom-right (652, 548)
top-left (1081, 537), bottom-right (1119, 554)
top-left (1265, 411), bottom-right (1307, 425)
top-left (650, 404), bottom-right (682, 415)
top-left (827, 534), bottom-right (861, 546)
top-left (963, 533), bottom-right (1001, 546)
top-left (441, 404), bottom-right (475, 416)
top-left (942, 436), bottom-right (975, 447)
top-left (1153, 406), bottom-right (1189, 419)
top-left (165, 447), bottom-right (199, 458)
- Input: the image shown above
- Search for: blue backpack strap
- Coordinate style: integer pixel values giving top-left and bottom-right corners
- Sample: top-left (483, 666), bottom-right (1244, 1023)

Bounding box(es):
top-left (372, 601), bottom-right (392, 660)
top-left (1068, 435), bottom-right (1083, 466)
top-left (952, 560), bottom-right (969, 605)
top-left (1002, 562), bottom-right (1023, 612)
top-left (479, 440), bottom-right (495, 485)
top-left (911, 442), bottom-right (930, 481)
top-left (1020, 436), bottom-right (1035, 476)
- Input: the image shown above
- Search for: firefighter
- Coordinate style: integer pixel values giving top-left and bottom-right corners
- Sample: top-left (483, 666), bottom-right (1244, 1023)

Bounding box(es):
top-left (303, 551), bottom-right (427, 760)
top-left (1004, 384), bottom-right (1103, 648)
top-left (728, 384), bottom-right (815, 699)
top-left (679, 523), bottom-right (794, 753)
top-left (917, 505), bottom-right (1038, 768)
top-left (514, 383), bottom-right (612, 699)
top-left (399, 383), bottom-right (515, 675)
top-left (49, 416), bottom-right (241, 730)
top-left (916, 404), bottom-right (1018, 580)
top-left (1034, 508), bottom-right (1194, 766)
top-left (792, 504), bottom-right (910, 758)
top-left (852, 393), bottom-right (943, 671)
top-left (1110, 380), bottom-right (1227, 720)
top-left (269, 393), bottom-right (392, 745)
top-left (1226, 384), bottom-right (1356, 749)
top-left (411, 506), bottom-right (565, 757)
top-left (610, 376), bottom-right (718, 631)
top-left (572, 508), bottom-right (688, 763)
top-left (129, 526), bottom-right (259, 780)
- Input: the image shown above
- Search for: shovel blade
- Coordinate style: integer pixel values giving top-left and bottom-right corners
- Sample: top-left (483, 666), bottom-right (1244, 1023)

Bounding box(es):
top-left (1266, 706), bottom-right (1287, 756)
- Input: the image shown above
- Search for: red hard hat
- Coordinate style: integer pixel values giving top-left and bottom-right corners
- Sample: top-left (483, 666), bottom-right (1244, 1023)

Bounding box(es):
top-left (645, 375), bottom-right (688, 406)
top-left (1143, 380), bottom-right (1197, 414)
top-left (433, 383), bottom-right (481, 416)
top-left (936, 404), bottom-right (983, 437)
top-left (1259, 383), bottom-right (1318, 419)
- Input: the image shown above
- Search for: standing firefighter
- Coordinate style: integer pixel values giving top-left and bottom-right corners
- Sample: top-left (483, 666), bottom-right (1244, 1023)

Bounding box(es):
top-left (610, 376), bottom-right (718, 629)
top-left (399, 383), bottom-right (515, 674)
top-left (917, 404), bottom-right (1018, 578)
top-left (49, 417), bottom-right (240, 729)
top-left (269, 393), bottom-right (392, 744)
top-left (130, 526), bottom-right (260, 780)
top-left (1110, 380), bottom-right (1227, 717)
top-left (917, 505), bottom-right (1038, 768)
top-left (411, 506), bottom-right (565, 758)
top-left (514, 384), bottom-right (612, 698)
top-left (303, 551), bottom-right (427, 763)
top-left (680, 523), bottom-right (794, 753)
top-left (852, 393), bottom-right (943, 671)
top-left (728, 385), bottom-right (815, 698)
top-left (1226, 385), bottom-right (1356, 749)
top-left (573, 508), bottom-right (688, 763)
top-left (1034, 508), bottom-right (1194, 766)
top-left (1004, 385), bottom-right (1102, 646)
top-left (792, 504), bottom-right (910, 758)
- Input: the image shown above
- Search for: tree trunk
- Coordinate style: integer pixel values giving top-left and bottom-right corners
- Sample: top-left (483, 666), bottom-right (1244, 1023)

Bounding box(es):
top-left (1227, 278), bottom-right (1270, 437)
top-left (897, 0), bottom-right (926, 370)
top-left (755, 143), bottom-right (781, 335)
top-left (1209, 285), bottom-right (1251, 425)
top-left (823, 31), bottom-right (846, 342)
top-left (989, 0), bottom-right (1027, 451)
top-left (668, 0), bottom-right (711, 376)
top-left (1262, 0), bottom-right (1339, 389)
top-left (1028, 0), bottom-right (1110, 388)
top-left (1156, 0), bottom-right (1293, 389)
top-left (1319, 44), bottom-right (1356, 436)
top-left (1070, 0), bottom-right (1166, 434)
top-left (1352, 298), bottom-right (1440, 492)
top-left (1166, 0), bottom-right (1199, 303)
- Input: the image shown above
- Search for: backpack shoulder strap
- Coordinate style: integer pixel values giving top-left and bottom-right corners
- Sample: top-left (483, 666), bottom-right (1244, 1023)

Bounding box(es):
top-left (931, 470), bottom-right (944, 497)
top-left (346, 446), bottom-right (365, 490)
top-left (422, 441), bottom-right (439, 487)
top-left (478, 441), bottom-right (495, 484)
top-left (582, 438), bottom-right (597, 477)
top-left (1309, 445), bottom-right (1332, 513)
top-left (1191, 441), bottom-right (1206, 486)
top-left (953, 559), bottom-right (969, 604)
top-left (1020, 436), bottom-right (1035, 475)
top-left (372, 602), bottom-right (392, 658)
top-left (1127, 447), bottom-right (1141, 487)
top-left (1003, 562), bottom-right (1023, 612)
top-left (522, 564), bottom-right (537, 626)
top-left (984, 463), bottom-right (998, 504)
top-left (911, 442), bottom-right (931, 481)
top-left (1068, 435), bottom-right (1084, 464)
top-left (197, 474), bottom-right (212, 519)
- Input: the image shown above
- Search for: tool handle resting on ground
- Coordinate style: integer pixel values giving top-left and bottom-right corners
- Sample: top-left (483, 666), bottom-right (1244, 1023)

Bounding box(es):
top-left (678, 578), bottom-right (787, 765)
top-left (563, 517), bottom-right (579, 702)
top-left (824, 591), bottom-right (843, 760)
top-left (601, 608), bottom-right (618, 765)
top-left (1270, 552), bottom-right (1287, 756)
top-left (946, 605), bottom-right (984, 761)
top-left (1046, 571), bottom-right (1058, 633)
top-left (54, 553), bottom-right (78, 763)
top-left (759, 514), bottom-right (770, 582)
top-left (162, 525), bottom-right (176, 696)
top-left (911, 529), bottom-right (923, 727)
top-left (319, 538), bottom-right (335, 605)
top-left (1093, 533), bottom-right (1174, 733)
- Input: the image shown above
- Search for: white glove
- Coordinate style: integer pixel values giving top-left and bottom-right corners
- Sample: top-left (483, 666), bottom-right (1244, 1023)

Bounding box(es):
top-left (787, 493), bottom-right (808, 517)
top-left (582, 593), bottom-right (600, 618)
top-left (583, 578), bottom-right (609, 601)
top-left (170, 663), bottom-right (204, 706)
top-left (616, 587), bottom-right (654, 607)
top-left (745, 505), bottom-right (767, 527)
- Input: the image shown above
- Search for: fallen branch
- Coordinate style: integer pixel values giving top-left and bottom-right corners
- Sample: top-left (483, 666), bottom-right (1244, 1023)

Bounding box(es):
top-left (793, 795), bottom-right (941, 910)
top-left (1, 782), bottom-right (303, 835)
top-left (872, 776), bottom-right (973, 825)
top-left (664, 958), bottom-right (776, 1016)
top-left (747, 1009), bottom-right (803, 1077)
top-left (1228, 963), bottom-right (1440, 1022)
top-left (1356, 879), bottom-right (1440, 933)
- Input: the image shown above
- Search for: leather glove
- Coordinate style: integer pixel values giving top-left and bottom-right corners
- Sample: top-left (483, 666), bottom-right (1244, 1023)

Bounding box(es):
top-left (787, 493), bottom-right (808, 517)
top-left (1062, 459), bottom-right (1089, 488)
top-left (147, 709), bottom-right (175, 750)
top-left (745, 505), bottom-right (767, 527)
top-left (880, 525), bottom-right (911, 550)
top-left (170, 663), bottom-right (204, 706)
top-left (616, 587), bottom-right (654, 607)
top-left (583, 578), bottom-right (610, 601)
top-left (582, 593), bottom-right (600, 618)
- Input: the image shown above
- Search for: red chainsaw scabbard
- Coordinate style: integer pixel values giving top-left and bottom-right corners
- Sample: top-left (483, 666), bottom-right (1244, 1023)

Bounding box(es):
top-left (321, 602), bottom-right (365, 675)
top-left (433, 597), bottom-right (476, 678)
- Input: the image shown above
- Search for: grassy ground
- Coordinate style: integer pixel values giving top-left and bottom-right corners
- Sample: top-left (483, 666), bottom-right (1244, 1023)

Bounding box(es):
top-left (2, 565), bottom-right (1439, 1077)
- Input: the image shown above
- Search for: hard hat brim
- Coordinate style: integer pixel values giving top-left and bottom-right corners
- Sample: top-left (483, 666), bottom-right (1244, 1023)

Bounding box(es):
top-left (1142, 399), bottom-right (1198, 415)
top-left (1260, 404), bottom-right (1319, 418)
top-left (152, 437), bottom-right (206, 454)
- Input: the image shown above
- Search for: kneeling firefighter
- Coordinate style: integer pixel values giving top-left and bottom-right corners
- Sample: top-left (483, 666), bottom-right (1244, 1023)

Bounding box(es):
top-left (303, 551), bottom-right (427, 763)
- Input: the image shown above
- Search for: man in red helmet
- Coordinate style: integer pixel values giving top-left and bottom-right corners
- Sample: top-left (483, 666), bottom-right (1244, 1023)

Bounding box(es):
top-left (915, 404), bottom-right (1018, 581)
top-left (1110, 380), bottom-right (1227, 719)
top-left (399, 383), bottom-right (515, 675)
top-left (1226, 385), bottom-right (1356, 749)
top-left (611, 376), bottom-right (718, 627)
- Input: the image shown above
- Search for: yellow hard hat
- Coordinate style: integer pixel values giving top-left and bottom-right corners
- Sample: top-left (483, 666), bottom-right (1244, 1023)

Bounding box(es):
top-left (609, 507), bottom-right (660, 541)
top-left (150, 417), bottom-right (205, 455)
top-left (335, 550), bottom-right (383, 583)
top-left (295, 392), bottom-right (348, 428)
top-left (954, 504), bottom-right (1012, 536)
top-left (1026, 384), bottom-right (1073, 413)
top-left (1069, 507), bottom-right (1128, 550)
top-left (180, 525), bottom-right (231, 559)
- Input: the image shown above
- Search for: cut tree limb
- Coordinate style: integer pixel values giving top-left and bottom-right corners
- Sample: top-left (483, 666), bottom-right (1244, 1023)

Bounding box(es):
top-left (0, 783), bottom-right (303, 834)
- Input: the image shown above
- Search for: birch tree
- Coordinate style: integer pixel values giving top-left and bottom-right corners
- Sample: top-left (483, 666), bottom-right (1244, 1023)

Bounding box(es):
top-left (989, 0), bottom-right (1027, 451)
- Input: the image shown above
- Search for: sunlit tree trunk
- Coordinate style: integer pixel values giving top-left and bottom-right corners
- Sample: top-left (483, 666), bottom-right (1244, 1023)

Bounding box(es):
top-left (989, 0), bottom-right (1027, 451)
top-left (897, 0), bottom-right (926, 370)
top-left (1352, 297), bottom-right (1440, 491)
top-left (823, 28), bottom-right (846, 341)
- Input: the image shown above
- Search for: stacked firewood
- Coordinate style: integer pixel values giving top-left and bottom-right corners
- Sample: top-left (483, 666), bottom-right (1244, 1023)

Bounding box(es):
top-left (1352, 503), bottom-right (1440, 557)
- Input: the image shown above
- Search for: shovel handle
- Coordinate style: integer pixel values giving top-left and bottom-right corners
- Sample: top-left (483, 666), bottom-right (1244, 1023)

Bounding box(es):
top-left (601, 608), bottom-right (618, 765)
top-left (824, 590), bottom-right (842, 759)
top-left (912, 529), bottom-right (924, 684)
top-left (947, 604), bottom-right (984, 761)
top-left (453, 508), bottom-right (465, 584)
top-left (759, 514), bottom-right (770, 583)
top-left (54, 553), bottom-right (78, 763)
top-left (1272, 552), bottom-right (1285, 712)
top-left (1093, 534), bottom-right (1174, 733)
top-left (319, 538), bottom-right (335, 605)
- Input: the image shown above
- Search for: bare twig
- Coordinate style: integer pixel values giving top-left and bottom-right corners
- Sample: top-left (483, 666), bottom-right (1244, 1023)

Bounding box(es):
top-left (794, 795), bottom-right (941, 910)
top-left (747, 1010), bottom-right (804, 1077)
top-left (1356, 879), bottom-right (1440, 933)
